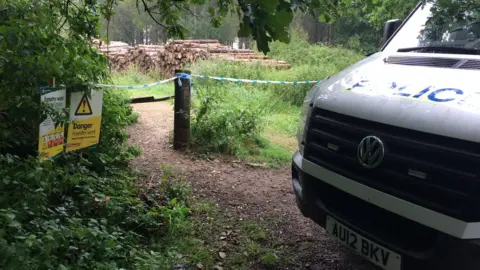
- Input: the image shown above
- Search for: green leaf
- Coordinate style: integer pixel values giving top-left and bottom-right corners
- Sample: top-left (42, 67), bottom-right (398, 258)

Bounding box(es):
top-left (319, 13), bottom-right (331, 23)
top-left (8, 220), bottom-right (21, 228)
top-left (261, 0), bottom-right (280, 11)
top-left (6, 213), bottom-right (15, 221)
top-left (238, 21), bottom-right (252, 37)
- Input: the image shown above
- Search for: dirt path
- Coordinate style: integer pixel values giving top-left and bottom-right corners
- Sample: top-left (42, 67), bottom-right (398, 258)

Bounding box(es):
top-left (128, 102), bottom-right (376, 270)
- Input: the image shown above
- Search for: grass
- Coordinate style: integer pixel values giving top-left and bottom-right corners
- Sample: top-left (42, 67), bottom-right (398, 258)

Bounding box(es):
top-left (187, 82), bottom-right (298, 166)
top-left (112, 29), bottom-right (364, 166)
top-left (183, 29), bottom-right (364, 166)
top-left (260, 103), bottom-right (301, 163)
top-left (241, 220), bottom-right (268, 241)
top-left (118, 148), bottom-right (292, 270)
top-left (166, 196), bottom-right (284, 270)
top-left (111, 68), bottom-right (174, 98)
top-left (257, 97), bottom-right (300, 164)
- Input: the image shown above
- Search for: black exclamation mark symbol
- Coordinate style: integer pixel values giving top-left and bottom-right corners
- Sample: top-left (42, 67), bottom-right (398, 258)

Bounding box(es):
top-left (82, 99), bottom-right (86, 113)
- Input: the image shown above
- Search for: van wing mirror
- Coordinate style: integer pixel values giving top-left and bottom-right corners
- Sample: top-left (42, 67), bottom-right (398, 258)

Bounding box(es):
top-left (382, 19), bottom-right (403, 47)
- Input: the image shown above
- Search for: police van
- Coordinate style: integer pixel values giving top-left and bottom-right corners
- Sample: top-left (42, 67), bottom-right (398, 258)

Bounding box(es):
top-left (292, 1), bottom-right (480, 269)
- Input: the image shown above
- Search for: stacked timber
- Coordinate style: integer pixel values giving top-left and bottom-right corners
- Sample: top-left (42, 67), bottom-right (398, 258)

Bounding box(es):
top-left (100, 41), bottom-right (134, 71)
top-left (91, 38), bottom-right (103, 49)
top-left (125, 47), bottom-right (155, 73)
top-left (136, 45), bottom-right (164, 58)
top-left (231, 59), bottom-right (290, 69)
top-left (156, 41), bottom-right (210, 76)
top-left (96, 39), bottom-right (291, 73)
top-left (99, 41), bottom-right (132, 54)
top-left (108, 55), bottom-right (128, 71)
top-left (101, 44), bottom-right (163, 72)
top-left (208, 48), bottom-right (290, 69)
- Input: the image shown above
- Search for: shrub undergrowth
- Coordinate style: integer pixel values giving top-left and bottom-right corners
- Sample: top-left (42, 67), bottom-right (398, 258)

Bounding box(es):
top-left (187, 29), bottom-right (364, 161)
top-left (190, 85), bottom-right (268, 156)
top-left (0, 1), bottom-right (195, 269)
top-left (0, 88), bottom-right (196, 269)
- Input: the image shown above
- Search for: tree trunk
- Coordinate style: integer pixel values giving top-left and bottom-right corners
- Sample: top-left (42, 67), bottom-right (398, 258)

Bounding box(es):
top-left (151, 27), bottom-right (159, 45)
top-left (328, 24), bottom-right (333, 45)
top-left (139, 28), bottom-right (144, 44)
top-left (244, 37), bottom-right (251, 50)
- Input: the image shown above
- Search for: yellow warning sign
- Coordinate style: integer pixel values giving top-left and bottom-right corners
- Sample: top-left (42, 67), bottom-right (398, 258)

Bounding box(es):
top-left (66, 89), bottom-right (104, 152)
top-left (74, 93), bottom-right (93, 116)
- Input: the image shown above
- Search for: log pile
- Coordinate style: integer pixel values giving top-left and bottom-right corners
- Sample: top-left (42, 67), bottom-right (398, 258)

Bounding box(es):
top-left (155, 41), bottom-right (210, 76)
top-left (108, 55), bottom-right (128, 71)
top-left (231, 59), bottom-right (290, 69)
top-left (97, 39), bottom-right (291, 73)
top-left (99, 41), bottom-right (132, 55)
top-left (100, 41), bottom-right (133, 71)
top-left (206, 47), bottom-right (290, 69)
top-left (125, 47), bottom-right (156, 73)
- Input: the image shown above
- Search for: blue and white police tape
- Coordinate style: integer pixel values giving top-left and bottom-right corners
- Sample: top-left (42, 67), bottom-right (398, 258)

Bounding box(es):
top-left (175, 72), bottom-right (194, 97)
top-left (92, 74), bottom-right (322, 89)
top-left (175, 73), bottom-right (191, 87)
top-left (191, 74), bottom-right (321, 85)
top-left (93, 77), bottom-right (177, 89)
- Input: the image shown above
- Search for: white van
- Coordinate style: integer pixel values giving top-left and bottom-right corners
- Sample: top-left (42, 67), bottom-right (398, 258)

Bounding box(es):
top-left (292, 1), bottom-right (480, 270)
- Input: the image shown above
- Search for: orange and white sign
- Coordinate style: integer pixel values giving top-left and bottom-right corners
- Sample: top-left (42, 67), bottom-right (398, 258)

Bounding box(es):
top-left (66, 89), bottom-right (104, 152)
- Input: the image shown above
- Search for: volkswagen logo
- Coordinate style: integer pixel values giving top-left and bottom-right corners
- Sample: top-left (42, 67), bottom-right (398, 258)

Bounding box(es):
top-left (357, 136), bottom-right (385, 169)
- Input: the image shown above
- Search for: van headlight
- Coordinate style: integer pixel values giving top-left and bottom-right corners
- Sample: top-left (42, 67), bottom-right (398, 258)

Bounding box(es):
top-left (296, 87), bottom-right (317, 154)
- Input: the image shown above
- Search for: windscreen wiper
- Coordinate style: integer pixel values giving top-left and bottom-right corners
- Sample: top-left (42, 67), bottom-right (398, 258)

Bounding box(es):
top-left (397, 46), bottom-right (480, 55)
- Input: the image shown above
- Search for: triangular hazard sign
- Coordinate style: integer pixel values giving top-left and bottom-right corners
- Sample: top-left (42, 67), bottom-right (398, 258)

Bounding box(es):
top-left (75, 93), bottom-right (93, 116)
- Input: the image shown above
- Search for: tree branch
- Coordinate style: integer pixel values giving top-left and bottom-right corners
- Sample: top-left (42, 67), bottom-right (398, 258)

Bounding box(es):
top-left (68, 0), bottom-right (80, 10)
top-left (148, 3), bottom-right (176, 17)
top-left (140, 0), bottom-right (169, 29)
top-left (57, 0), bottom-right (70, 31)
top-left (105, 0), bottom-right (115, 73)
top-left (174, 3), bottom-right (198, 19)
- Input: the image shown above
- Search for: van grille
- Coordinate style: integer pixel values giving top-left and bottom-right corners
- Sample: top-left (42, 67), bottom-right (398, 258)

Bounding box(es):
top-left (385, 56), bottom-right (480, 70)
top-left (386, 56), bottom-right (459, 67)
top-left (304, 108), bottom-right (480, 221)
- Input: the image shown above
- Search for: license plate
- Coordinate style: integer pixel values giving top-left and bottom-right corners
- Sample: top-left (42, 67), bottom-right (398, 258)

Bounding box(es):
top-left (326, 216), bottom-right (402, 270)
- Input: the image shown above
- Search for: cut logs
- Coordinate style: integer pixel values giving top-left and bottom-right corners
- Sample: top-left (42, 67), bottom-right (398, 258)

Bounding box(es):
top-left (209, 48), bottom-right (254, 54)
top-left (170, 39), bottom-right (220, 45)
top-left (126, 47), bottom-right (156, 73)
top-left (231, 59), bottom-right (291, 70)
top-left (96, 39), bottom-right (290, 74)
top-left (156, 42), bottom-right (210, 76)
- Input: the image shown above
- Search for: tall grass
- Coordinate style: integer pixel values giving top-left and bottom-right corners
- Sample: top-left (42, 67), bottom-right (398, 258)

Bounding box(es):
top-left (190, 85), bottom-right (268, 156)
top-left (111, 68), bottom-right (173, 98)
top-left (186, 29), bottom-right (364, 164)
top-left (190, 30), bottom-right (364, 106)
top-left (268, 29), bottom-right (364, 69)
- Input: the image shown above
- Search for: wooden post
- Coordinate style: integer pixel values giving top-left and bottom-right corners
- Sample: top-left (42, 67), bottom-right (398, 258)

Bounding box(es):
top-left (49, 77), bottom-right (56, 88)
top-left (173, 69), bottom-right (191, 151)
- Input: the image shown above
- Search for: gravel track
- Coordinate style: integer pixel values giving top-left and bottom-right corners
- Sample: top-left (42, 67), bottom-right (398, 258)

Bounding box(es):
top-left (128, 102), bottom-right (376, 270)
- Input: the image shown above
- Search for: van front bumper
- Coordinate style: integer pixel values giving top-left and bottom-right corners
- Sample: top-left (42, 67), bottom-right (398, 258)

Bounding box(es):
top-left (292, 151), bottom-right (480, 270)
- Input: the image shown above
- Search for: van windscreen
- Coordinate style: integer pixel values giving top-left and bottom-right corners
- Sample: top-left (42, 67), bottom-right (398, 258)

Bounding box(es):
top-left (384, 1), bottom-right (480, 54)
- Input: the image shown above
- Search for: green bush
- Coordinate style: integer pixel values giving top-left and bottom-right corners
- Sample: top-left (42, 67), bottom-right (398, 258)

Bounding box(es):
top-left (0, 89), bottom-right (193, 269)
top-left (190, 85), bottom-right (267, 156)
top-left (0, 1), bottom-right (194, 269)
top-left (267, 29), bottom-right (364, 68)
top-left (186, 30), bottom-right (364, 159)
top-left (0, 0), bottom-right (109, 157)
